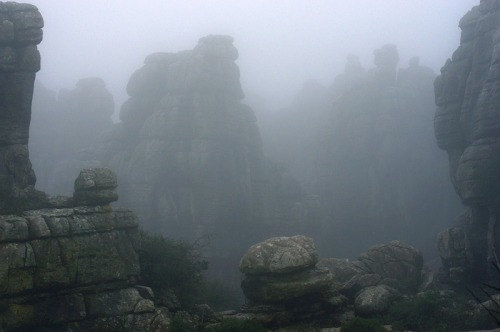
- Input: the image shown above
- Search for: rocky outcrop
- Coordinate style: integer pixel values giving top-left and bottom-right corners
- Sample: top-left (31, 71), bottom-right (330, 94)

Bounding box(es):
top-left (238, 237), bottom-right (425, 324)
top-left (434, 0), bottom-right (500, 283)
top-left (0, 168), bottom-right (170, 331)
top-left (0, 2), bottom-right (47, 213)
top-left (320, 241), bottom-right (424, 316)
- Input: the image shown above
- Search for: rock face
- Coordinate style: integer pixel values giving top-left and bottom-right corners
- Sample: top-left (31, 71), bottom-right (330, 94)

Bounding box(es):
top-left (0, 168), bottom-right (170, 331)
top-left (434, 0), bottom-right (500, 282)
top-left (0, 2), bottom-right (47, 213)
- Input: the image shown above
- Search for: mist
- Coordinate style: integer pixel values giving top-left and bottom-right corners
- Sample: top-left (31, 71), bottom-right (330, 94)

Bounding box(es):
top-left (29, 0), bottom-right (476, 114)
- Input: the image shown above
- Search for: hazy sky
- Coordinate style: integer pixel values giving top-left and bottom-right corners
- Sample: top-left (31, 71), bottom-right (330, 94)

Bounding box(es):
top-left (28, 0), bottom-right (478, 116)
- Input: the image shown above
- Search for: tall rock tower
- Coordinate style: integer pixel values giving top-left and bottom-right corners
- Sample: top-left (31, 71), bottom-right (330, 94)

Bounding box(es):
top-left (435, 0), bottom-right (500, 282)
top-left (0, 3), bottom-right (46, 213)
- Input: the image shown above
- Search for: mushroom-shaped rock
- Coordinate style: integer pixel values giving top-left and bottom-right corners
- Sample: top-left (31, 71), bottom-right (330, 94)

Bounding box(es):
top-left (73, 168), bottom-right (118, 206)
top-left (239, 235), bottom-right (318, 275)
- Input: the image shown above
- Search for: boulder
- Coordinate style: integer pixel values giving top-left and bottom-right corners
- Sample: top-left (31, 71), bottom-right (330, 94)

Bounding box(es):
top-left (354, 284), bottom-right (399, 316)
top-left (73, 168), bottom-right (118, 206)
top-left (354, 241), bottom-right (423, 292)
top-left (239, 235), bottom-right (318, 275)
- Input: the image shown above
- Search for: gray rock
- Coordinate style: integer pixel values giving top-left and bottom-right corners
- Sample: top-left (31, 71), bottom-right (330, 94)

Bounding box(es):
top-left (317, 258), bottom-right (360, 283)
top-left (354, 284), bottom-right (400, 316)
top-left (241, 266), bottom-right (333, 303)
top-left (240, 235), bottom-right (318, 275)
top-left (73, 168), bottom-right (118, 206)
top-left (354, 241), bottom-right (423, 292)
top-left (0, 3), bottom-right (46, 214)
top-left (434, 1), bottom-right (500, 282)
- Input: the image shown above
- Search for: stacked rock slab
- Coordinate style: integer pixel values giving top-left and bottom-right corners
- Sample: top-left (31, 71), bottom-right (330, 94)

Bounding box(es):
top-left (0, 167), bottom-right (170, 331)
top-left (0, 2), bottom-right (47, 213)
top-left (239, 236), bottom-right (337, 325)
top-left (434, 0), bottom-right (500, 282)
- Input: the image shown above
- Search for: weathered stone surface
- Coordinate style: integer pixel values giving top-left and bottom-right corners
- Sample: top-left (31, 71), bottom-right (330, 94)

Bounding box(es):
top-left (241, 266), bottom-right (333, 303)
top-left (0, 202), bottom-right (169, 330)
top-left (73, 167), bottom-right (118, 206)
top-left (317, 258), bottom-right (360, 283)
top-left (434, 1), bottom-right (500, 283)
top-left (240, 235), bottom-right (318, 275)
top-left (354, 285), bottom-right (399, 316)
top-left (0, 2), bottom-right (45, 214)
top-left (353, 241), bottom-right (423, 292)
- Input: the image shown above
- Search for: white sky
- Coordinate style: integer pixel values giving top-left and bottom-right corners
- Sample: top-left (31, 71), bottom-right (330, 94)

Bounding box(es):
top-left (28, 0), bottom-right (478, 115)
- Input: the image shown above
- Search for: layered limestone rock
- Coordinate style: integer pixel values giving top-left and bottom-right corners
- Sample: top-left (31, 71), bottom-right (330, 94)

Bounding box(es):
top-left (0, 168), bottom-right (170, 331)
top-left (314, 44), bottom-right (460, 258)
top-left (434, 0), bottom-right (500, 282)
top-left (239, 236), bottom-right (339, 325)
top-left (0, 2), bottom-right (47, 213)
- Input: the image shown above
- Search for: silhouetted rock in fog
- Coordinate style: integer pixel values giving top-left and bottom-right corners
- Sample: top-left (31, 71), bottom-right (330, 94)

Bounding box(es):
top-left (97, 35), bottom-right (315, 283)
top-left (29, 77), bottom-right (114, 195)
top-left (314, 44), bottom-right (460, 258)
top-left (0, 2), bottom-right (47, 213)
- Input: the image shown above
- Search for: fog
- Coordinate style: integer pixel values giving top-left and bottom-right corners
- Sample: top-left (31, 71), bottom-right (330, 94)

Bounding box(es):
top-left (26, 0), bottom-right (479, 293)
top-left (29, 0), bottom-right (477, 114)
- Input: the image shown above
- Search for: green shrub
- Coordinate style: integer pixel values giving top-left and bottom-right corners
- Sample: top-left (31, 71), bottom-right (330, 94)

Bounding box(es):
top-left (388, 291), bottom-right (494, 332)
top-left (205, 318), bottom-right (266, 332)
top-left (340, 317), bottom-right (386, 332)
top-left (137, 231), bottom-right (208, 307)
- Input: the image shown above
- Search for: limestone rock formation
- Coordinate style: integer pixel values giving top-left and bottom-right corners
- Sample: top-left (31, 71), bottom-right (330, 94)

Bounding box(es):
top-left (320, 241), bottom-right (424, 316)
top-left (0, 168), bottom-right (170, 331)
top-left (0, 5), bottom-right (170, 329)
top-left (0, 2), bottom-right (47, 213)
top-left (314, 44), bottom-right (460, 259)
top-left (239, 236), bottom-right (337, 325)
top-left (97, 35), bottom-right (313, 283)
top-left (434, 0), bottom-right (500, 282)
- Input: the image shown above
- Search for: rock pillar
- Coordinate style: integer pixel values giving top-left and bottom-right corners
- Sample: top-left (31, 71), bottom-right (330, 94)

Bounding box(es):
top-left (0, 2), bottom-right (45, 213)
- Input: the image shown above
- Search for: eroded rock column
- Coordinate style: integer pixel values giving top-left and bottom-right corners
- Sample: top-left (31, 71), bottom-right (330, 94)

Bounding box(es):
top-left (435, 0), bottom-right (500, 282)
top-left (0, 2), bottom-right (45, 213)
